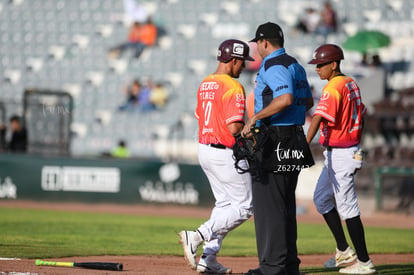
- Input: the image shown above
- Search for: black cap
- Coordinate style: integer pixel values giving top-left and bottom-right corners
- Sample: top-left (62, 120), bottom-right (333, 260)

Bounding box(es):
top-left (250, 22), bottom-right (284, 42)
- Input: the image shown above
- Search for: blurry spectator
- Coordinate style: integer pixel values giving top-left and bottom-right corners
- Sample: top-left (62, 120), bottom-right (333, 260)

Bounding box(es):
top-left (137, 17), bottom-right (158, 48)
top-left (0, 115), bottom-right (27, 153)
top-left (137, 83), bottom-right (155, 112)
top-left (108, 18), bottom-right (157, 59)
top-left (361, 53), bottom-right (383, 68)
top-left (360, 53), bottom-right (388, 97)
top-left (118, 80), bottom-right (142, 111)
top-left (295, 7), bottom-right (320, 34)
top-left (361, 53), bottom-right (369, 66)
top-left (371, 54), bottom-right (382, 67)
top-left (315, 1), bottom-right (338, 42)
top-left (369, 54), bottom-right (389, 98)
top-left (150, 82), bottom-right (168, 110)
top-left (111, 140), bottom-right (130, 158)
top-left (118, 79), bottom-right (168, 112)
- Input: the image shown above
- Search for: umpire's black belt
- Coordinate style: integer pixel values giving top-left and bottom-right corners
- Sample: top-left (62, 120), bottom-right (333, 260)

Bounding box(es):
top-left (269, 125), bottom-right (303, 135)
top-left (207, 143), bottom-right (227, 149)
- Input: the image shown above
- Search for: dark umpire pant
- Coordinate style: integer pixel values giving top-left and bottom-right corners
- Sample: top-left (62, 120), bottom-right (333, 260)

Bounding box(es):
top-left (251, 125), bottom-right (304, 275)
top-left (252, 169), bottom-right (300, 275)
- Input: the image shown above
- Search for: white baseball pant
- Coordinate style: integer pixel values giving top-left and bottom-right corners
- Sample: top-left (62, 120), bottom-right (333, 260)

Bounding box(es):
top-left (313, 145), bottom-right (363, 220)
top-left (197, 143), bottom-right (253, 255)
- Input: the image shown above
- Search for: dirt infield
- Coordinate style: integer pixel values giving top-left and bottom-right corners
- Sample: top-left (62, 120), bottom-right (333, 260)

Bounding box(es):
top-left (2, 254), bottom-right (414, 275)
top-left (1, 200), bottom-right (414, 274)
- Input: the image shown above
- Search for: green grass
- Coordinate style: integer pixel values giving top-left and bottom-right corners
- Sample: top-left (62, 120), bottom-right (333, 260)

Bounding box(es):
top-left (0, 207), bottom-right (413, 260)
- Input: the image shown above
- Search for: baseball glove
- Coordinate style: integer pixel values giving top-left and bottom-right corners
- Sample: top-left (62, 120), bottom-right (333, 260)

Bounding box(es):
top-left (232, 127), bottom-right (266, 173)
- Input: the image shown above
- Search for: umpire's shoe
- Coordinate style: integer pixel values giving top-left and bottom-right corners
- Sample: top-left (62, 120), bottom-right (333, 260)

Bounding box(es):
top-left (244, 268), bottom-right (264, 275)
top-left (197, 254), bottom-right (232, 274)
top-left (178, 230), bottom-right (204, 269)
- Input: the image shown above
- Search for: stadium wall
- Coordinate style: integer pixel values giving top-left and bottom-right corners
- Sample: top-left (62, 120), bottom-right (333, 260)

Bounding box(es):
top-left (0, 154), bottom-right (214, 206)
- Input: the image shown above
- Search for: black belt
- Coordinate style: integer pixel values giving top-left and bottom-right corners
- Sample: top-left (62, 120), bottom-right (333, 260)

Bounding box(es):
top-left (208, 143), bottom-right (226, 149)
top-left (269, 125), bottom-right (303, 135)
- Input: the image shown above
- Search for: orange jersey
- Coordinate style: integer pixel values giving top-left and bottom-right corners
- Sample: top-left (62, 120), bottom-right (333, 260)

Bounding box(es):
top-left (314, 75), bottom-right (367, 147)
top-left (138, 23), bottom-right (157, 46)
top-left (195, 74), bottom-right (246, 148)
top-left (128, 23), bottom-right (157, 46)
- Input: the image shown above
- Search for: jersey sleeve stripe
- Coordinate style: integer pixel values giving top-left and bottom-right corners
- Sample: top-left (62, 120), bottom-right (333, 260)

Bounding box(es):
top-left (314, 110), bottom-right (335, 123)
top-left (225, 115), bottom-right (244, 124)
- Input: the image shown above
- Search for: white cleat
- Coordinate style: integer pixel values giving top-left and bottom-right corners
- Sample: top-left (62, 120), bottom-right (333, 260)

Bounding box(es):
top-left (324, 246), bottom-right (357, 268)
top-left (178, 230), bottom-right (203, 269)
top-left (339, 259), bottom-right (376, 274)
top-left (197, 254), bottom-right (232, 274)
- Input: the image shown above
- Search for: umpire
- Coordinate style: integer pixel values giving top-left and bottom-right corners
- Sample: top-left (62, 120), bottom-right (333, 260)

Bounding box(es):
top-left (241, 22), bottom-right (314, 275)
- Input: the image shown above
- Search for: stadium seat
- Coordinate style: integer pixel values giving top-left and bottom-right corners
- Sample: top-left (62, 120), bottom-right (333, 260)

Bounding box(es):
top-left (0, 0), bottom-right (413, 161)
top-left (4, 69), bottom-right (21, 84)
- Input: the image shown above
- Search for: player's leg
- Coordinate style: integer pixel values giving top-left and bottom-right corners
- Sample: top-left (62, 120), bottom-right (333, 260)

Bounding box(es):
top-left (329, 147), bottom-right (361, 220)
top-left (340, 215), bottom-right (376, 274)
top-left (196, 145), bottom-right (251, 273)
top-left (345, 216), bottom-right (369, 262)
top-left (315, 150), bottom-right (355, 268)
top-left (178, 144), bottom-right (213, 269)
top-left (313, 150), bottom-right (336, 214)
top-left (323, 208), bottom-right (349, 252)
top-left (198, 146), bottom-right (252, 253)
top-left (330, 147), bottom-right (374, 273)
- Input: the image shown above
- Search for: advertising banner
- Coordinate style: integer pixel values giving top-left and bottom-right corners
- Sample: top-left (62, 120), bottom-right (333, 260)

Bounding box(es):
top-left (0, 154), bottom-right (214, 206)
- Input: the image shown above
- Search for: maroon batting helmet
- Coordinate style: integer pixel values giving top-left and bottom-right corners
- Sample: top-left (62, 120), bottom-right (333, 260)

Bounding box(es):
top-left (217, 39), bottom-right (254, 63)
top-left (308, 44), bottom-right (344, 64)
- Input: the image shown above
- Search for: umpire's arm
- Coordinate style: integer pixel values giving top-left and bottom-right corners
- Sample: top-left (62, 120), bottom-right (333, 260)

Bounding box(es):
top-left (241, 93), bottom-right (293, 136)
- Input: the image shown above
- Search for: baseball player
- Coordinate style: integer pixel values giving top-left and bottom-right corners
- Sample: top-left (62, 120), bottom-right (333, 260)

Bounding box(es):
top-left (178, 39), bottom-right (254, 274)
top-left (306, 44), bottom-right (376, 274)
